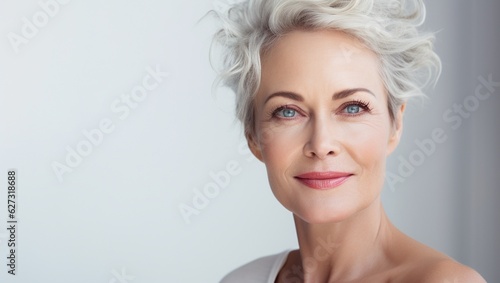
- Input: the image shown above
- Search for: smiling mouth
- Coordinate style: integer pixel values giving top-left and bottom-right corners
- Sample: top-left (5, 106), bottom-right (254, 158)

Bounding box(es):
top-left (294, 172), bottom-right (353, 190)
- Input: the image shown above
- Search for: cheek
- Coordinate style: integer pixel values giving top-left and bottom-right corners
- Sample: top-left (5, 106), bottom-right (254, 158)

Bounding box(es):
top-left (350, 124), bottom-right (387, 159)
top-left (256, 123), bottom-right (304, 200)
top-left (258, 123), bottom-right (303, 172)
top-left (343, 120), bottom-right (389, 184)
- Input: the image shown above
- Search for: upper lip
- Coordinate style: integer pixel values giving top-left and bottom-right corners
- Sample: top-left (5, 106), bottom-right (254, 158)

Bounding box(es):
top-left (294, 171), bottom-right (353, 179)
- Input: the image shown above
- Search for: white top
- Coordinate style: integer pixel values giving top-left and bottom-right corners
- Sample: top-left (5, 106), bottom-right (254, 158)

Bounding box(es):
top-left (220, 250), bottom-right (292, 283)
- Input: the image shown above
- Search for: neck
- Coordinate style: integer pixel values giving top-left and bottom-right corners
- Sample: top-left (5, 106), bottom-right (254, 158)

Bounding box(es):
top-left (292, 197), bottom-right (394, 282)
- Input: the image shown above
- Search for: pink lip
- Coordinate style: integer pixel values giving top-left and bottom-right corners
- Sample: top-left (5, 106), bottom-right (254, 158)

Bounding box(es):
top-left (294, 172), bottom-right (353, 190)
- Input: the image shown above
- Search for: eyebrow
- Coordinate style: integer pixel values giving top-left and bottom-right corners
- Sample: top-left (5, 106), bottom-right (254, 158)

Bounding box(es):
top-left (264, 91), bottom-right (304, 104)
top-left (333, 88), bottom-right (375, 100)
top-left (264, 88), bottom-right (375, 104)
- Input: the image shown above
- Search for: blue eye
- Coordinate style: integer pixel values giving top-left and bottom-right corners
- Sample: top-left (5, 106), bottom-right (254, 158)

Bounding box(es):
top-left (273, 106), bottom-right (297, 118)
top-left (345, 105), bottom-right (361, 114)
top-left (281, 108), bottom-right (296, 117)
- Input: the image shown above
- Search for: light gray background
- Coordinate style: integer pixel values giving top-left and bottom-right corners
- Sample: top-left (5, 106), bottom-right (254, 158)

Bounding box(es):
top-left (0, 0), bottom-right (498, 282)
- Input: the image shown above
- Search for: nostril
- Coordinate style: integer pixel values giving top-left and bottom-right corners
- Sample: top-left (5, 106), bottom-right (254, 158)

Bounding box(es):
top-left (310, 150), bottom-right (335, 160)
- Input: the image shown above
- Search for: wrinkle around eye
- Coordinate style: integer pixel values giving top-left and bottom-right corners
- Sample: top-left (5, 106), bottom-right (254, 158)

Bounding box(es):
top-left (276, 107), bottom-right (297, 118)
top-left (266, 103), bottom-right (306, 121)
top-left (336, 99), bottom-right (373, 117)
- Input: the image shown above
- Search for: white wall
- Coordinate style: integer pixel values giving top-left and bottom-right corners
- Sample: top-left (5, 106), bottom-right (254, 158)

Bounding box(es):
top-left (0, 1), bottom-right (497, 282)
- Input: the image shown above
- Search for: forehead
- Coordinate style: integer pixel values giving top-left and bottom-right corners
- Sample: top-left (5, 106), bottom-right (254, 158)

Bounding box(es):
top-left (258, 29), bottom-right (384, 100)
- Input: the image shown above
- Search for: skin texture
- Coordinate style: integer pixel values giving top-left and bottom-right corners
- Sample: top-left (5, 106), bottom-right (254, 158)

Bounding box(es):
top-left (246, 30), bottom-right (485, 283)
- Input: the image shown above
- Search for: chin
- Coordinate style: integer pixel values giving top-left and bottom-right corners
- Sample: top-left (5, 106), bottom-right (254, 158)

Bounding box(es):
top-left (289, 200), bottom-right (361, 224)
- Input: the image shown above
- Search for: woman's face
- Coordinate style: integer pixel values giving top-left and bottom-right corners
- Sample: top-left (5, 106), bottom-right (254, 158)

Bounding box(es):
top-left (248, 30), bottom-right (405, 224)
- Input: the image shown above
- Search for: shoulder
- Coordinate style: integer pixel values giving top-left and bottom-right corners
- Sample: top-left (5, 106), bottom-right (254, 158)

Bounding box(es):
top-left (388, 230), bottom-right (485, 283)
top-left (220, 250), bottom-right (291, 283)
top-left (398, 258), bottom-right (486, 283)
top-left (418, 258), bottom-right (485, 283)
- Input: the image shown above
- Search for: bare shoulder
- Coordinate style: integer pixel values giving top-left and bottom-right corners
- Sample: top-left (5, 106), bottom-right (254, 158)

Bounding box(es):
top-left (389, 231), bottom-right (486, 282)
top-left (401, 258), bottom-right (486, 283)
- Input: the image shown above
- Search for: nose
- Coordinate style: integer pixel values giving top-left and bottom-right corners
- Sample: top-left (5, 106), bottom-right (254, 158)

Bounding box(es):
top-left (303, 116), bottom-right (341, 159)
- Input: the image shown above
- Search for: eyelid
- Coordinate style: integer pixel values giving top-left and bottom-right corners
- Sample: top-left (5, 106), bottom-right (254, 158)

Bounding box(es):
top-left (337, 99), bottom-right (372, 116)
top-left (268, 99), bottom-right (372, 120)
top-left (270, 104), bottom-right (304, 119)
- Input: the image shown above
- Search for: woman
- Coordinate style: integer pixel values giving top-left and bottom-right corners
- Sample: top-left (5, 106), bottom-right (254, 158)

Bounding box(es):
top-left (211, 0), bottom-right (486, 282)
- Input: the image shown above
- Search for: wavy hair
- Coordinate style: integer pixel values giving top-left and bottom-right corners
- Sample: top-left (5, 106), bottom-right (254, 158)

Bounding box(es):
top-left (210, 0), bottom-right (441, 136)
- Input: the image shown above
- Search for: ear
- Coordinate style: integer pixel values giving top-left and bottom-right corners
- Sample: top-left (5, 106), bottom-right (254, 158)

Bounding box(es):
top-left (245, 130), bottom-right (264, 162)
top-left (387, 103), bottom-right (406, 156)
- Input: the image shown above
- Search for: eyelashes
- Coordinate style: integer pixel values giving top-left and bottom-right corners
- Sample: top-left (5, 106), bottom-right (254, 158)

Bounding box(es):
top-left (269, 104), bottom-right (301, 119)
top-left (340, 99), bottom-right (372, 115)
top-left (268, 99), bottom-right (373, 120)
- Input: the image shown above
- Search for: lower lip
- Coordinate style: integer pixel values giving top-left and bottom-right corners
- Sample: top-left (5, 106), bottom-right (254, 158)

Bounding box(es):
top-left (295, 175), bottom-right (351, 190)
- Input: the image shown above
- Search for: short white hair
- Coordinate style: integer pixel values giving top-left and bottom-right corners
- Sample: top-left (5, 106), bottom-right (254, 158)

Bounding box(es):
top-left (210, 0), bottom-right (441, 136)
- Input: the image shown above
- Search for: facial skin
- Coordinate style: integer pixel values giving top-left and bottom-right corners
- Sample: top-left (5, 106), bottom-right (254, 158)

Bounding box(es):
top-left (247, 29), bottom-right (405, 224)
top-left (242, 29), bottom-right (485, 282)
